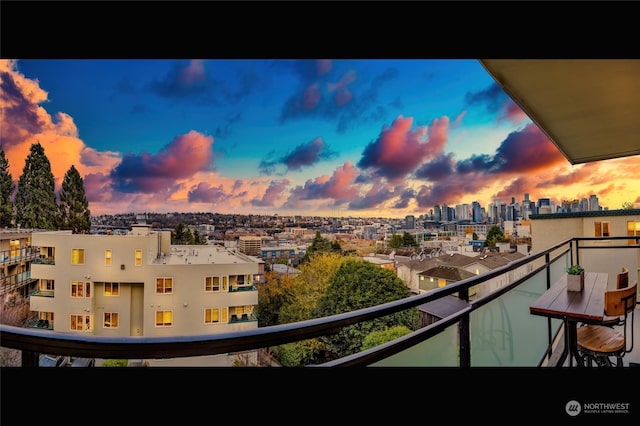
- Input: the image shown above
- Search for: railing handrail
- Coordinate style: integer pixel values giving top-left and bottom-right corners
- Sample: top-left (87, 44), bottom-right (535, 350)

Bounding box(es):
top-left (1, 236), bottom-right (636, 366)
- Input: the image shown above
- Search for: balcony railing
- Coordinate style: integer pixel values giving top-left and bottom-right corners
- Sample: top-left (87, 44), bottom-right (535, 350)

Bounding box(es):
top-left (1, 236), bottom-right (638, 367)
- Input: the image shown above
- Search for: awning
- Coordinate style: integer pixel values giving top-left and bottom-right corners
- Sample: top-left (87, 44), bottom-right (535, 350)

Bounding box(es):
top-left (479, 59), bottom-right (640, 165)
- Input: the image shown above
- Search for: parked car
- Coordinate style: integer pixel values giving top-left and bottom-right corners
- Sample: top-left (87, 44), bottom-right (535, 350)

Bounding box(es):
top-left (38, 354), bottom-right (69, 367)
top-left (69, 357), bottom-right (95, 367)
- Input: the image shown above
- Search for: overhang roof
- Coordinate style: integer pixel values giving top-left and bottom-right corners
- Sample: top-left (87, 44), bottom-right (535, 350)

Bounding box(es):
top-left (479, 60), bottom-right (640, 165)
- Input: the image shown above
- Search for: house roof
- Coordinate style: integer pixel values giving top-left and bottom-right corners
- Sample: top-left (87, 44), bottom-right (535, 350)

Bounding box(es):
top-left (479, 59), bottom-right (640, 165)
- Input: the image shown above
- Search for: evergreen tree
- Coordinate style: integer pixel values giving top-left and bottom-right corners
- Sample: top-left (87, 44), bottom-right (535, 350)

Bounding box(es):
top-left (0, 145), bottom-right (15, 227)
top-left (171, 222), bottom-right (194, 244)
top-left (58, 164), bottom-right (91, 234)
top-left (14, 142), bottom-right (58, 229)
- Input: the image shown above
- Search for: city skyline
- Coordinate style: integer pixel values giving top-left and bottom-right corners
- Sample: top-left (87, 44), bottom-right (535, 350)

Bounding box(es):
top-left (2, 59), bottom-right (639, 218)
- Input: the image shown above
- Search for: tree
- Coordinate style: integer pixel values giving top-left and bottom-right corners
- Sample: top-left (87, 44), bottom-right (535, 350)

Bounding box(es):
top-left (484, 225), bottom-right (506, 247)
top-left (14, 142), bottom-right (58, 229)
top-left (361, 325), bottom-right (412, 351)
top-left (0, 145), bottom-right (15, 227)
top-left (402, 231), bottom-right (419, 247)
top-left (315, 259), bottom-right (419, 360)
top-left (171, 222), bottom-right (194, 244)
top-left (388, 233), bottom-right (403, 248)
top-left (621, 201), bottom-right (635, 210)
top-left (279, 252), bottom-right (346, 324)
top-left (302, 231), bottom-right (339, 263)
top-left (256, 270), bottom-right (296, 327)
top-left (58, 165), bottom-right (91, 233)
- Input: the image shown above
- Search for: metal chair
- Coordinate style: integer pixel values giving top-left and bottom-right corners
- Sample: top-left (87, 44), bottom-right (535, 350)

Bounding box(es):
top-left (576, 281), bottom-right (637, 367)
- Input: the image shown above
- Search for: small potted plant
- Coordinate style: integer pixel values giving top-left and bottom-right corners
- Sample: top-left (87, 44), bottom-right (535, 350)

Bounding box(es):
top-left (566, 264), bottom-right (584, 292)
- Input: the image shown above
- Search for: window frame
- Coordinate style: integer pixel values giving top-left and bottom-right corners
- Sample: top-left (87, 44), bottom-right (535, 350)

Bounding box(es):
top-left (155, 310), bottom-right (173, 327)
top-left (103, 312), bottom-right (119, 328)
top-left (135, 249), bottom-right (142, 266)
top-left (156, 277), bottom-right (173, 294)
top-left (105, 249), bottom-right (112, 266)
top-left (104, 282), bottom-right (119, 296)
top-left (71, 248), bottom-right (85, 265)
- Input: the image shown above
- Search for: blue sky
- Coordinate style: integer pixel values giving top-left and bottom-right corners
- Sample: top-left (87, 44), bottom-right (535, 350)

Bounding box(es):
top-left (2, 58), bottom-right (638, 217)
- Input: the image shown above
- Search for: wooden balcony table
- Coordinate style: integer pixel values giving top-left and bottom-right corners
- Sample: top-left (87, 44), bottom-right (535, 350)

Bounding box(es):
top-left (529, 271), bottom-right (609, 367)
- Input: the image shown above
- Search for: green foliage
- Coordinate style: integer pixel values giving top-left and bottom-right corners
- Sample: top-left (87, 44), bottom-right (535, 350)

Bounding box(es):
top-left (402, 232), bottom-right (419, 247)
top-left (361, 325), bottom-right (412, 351)
top-left (256, 270), bottom-right (296, 327)
top-left (58, 165), bottom-right (91, 233)
top-left (315, 259), bottom-right (419, 360)
top-left (302, 231), bottom-right (341, 263)
top-left (0, 145), bottom-right (15, 227)
top-left (171, 222), bottom-right (195, 244)
top-left (388, 233), bottom-right (403, 248)
top-left (484, 225), bottom-right (506, 247)
top-left (567, 264), bottom-right (584, 275)
top-left (272, 339), bottom-right (324, 367)
top-left (278, 252), bottom-right (346, 324)
top-left (14, 142), bottom-right (59, 229)
top-left (101, 359), bottom-right (129, 367)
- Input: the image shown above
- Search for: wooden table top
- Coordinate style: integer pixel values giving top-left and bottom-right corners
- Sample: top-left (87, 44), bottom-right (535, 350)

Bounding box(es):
top-left (529, 272), bottom-right (609, 323)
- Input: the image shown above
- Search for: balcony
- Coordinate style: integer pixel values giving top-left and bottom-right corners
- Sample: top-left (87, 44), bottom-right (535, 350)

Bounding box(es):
top-left (1, 236), bottom-right (638, 370)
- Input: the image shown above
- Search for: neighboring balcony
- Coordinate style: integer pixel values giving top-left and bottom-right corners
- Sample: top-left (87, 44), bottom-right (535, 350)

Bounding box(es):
top-left (1, 236), bottom-right (638, 368)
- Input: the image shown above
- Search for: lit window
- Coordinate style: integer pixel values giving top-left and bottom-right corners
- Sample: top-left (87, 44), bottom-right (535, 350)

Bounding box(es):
top-left (71, 248), bottom-right (85, 265)
top-left (104, 282), bottom-right (119, 296)
top-left (104, 312), bottom-right (119, 328)
top-left (135, 249), bottom-right (142, 266)
top-left (40, 279), bottom-right (54, 291)
top-left (205, 276), bottom-right (220, 292)
top-left (204, 308), bottom-right (220, 324)
top-left (155, 310), bottom-right (172, 327)
top-left (70, 281), bottom-right (91, 298)
top-left (627, 221), bottom-right (640, 245)
top-left (105, 249), bottom-right (112, 266)
top-left (70, 314), bottom-right (91, 331)
top-left (594, 221), bottom-right (611, 237)
top-left (156, 277), bottom-right (173, 294)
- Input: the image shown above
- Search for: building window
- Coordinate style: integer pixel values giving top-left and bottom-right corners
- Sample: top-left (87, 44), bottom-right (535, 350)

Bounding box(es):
top-left (627, 220), bottom-right (640, 245)
top-left (105, 249), bottom-right (112, 266)
top-left (221, 307), bottom-right (228, 323)
top-left (104, 282), bottom-right (119, 296)
top-left (156, 277), bottom-right (173, 294)
top-left (71, 314), bottom-right (91, 331)
top-left (71, 281), bottom-right (91, 298)
top-left (103, 312), bottom-right (119, 328)
top-left (204, 308), bottom-right (220, 324)
top-left (71, 248), bottom-right (85, 265)
top-left (155, 310), bottom-right (172, 327)
top-left (9, 239), bottom-right (19, 257)
top-left (135, 249), bottom-right (142, 266)
top-left (594, 221), bottom-right (611, 237)
top-left (222, 276), bottom-right (228, 291)
top-left (205, 276), bottom-right (220, 292)
top-left (40, 279), bottom-right (54, 291)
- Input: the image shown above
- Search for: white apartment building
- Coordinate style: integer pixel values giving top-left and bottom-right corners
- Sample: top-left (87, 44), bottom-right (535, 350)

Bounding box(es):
top-left (29, 222), bottom-right (264, 356)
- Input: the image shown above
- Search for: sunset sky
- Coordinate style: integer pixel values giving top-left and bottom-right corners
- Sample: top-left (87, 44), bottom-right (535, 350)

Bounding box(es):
top-left (1, 58), bottom-right (639, 218)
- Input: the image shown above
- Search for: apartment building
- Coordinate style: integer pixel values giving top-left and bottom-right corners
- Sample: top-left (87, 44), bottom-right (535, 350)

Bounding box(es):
top-left (530, 209), bottom-right (640, 286)
top-left (28, 221), bottom-right (264, 357)
top-left (0, 229), bottom-right (39, 298)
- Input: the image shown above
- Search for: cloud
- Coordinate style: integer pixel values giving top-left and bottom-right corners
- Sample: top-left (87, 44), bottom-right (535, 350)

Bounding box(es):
top-left (250, 178), bottom-right (291, 207)
top-left (109, 130), bottom-right (213, 193)
top-left (357, 115), bottom-right (449, 183)
top-left (259, 137), bottom-right (337, 174)
top-left (284, 162), bottom-right (359, 208)
top-left (465, 82), bottom-right (528, 124)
